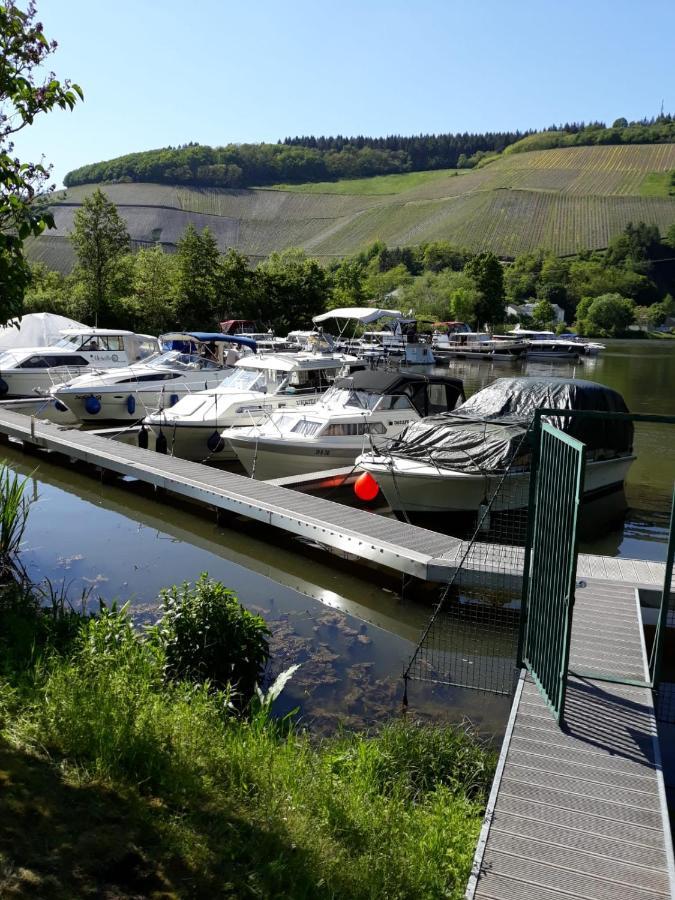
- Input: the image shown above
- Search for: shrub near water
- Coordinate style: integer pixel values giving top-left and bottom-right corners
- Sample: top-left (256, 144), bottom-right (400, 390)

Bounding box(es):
top-left (0, 580), bottom-right (493, 899)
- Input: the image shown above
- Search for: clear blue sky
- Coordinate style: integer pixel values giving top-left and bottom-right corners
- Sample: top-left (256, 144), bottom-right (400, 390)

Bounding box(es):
top-left (13, 0), bottom-right (675, 187)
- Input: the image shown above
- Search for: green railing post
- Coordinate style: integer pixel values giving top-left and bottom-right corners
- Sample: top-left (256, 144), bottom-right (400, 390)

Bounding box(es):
top-left (517, 412), bottom-right (542, 668)
top-left (651, 484), bottom-right (675, 692)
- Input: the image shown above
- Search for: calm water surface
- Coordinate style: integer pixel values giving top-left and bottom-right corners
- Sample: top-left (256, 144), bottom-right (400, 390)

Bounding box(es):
top-left (5, 341), bottom-right (675, 735)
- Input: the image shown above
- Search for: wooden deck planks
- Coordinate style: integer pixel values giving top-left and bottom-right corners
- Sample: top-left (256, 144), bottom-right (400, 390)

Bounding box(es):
top-left (469, 581), bottom-right (675, 900)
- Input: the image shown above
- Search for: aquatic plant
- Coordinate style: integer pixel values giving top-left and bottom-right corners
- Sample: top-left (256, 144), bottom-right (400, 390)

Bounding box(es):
top-left (0, 464), bottom-right (30, 577)
top-left (152, 573), bottom-right (270, 703)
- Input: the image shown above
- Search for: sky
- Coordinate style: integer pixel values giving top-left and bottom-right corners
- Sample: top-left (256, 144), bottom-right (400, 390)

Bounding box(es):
top-left (11, 0), bottom-right (675, 187)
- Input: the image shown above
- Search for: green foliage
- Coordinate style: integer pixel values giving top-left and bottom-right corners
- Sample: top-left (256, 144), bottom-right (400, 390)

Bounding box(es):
top-left (464, 252), bottom-right (505, 326)
top-left (0, 464), bottom-right (30, 577)
top-left (531, 299), bottom-right (556, 329)
top-left (153, 573), bottom-right (270, 702)
top-left (576, 292), bottom-right (636, 336)
top-left (174, 224), bottom-right (221, 328)
top-left (0, 585), bottom-right (492, 898)
top-left (504, 118), bottom-right (675, 156)
top-left (0, 0), bottom-right (82, 321)
top-left (69, 188), bottom-right (130, 323)
top-left (255, 248), bottom-right (328, 330)
top-left (125, 244), bottom-right (177, 332)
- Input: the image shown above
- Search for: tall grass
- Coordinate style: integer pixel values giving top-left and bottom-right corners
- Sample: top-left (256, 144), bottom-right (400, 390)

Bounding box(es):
top-left (1, 602), bottom-right (494, 898)
top-left (0, 464), bottom-right (30, 577)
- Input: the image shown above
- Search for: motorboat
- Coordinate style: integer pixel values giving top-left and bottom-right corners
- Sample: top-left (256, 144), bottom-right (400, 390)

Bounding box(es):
top-left (508, 327), bottom-right (604, 357)
top-left (355, 377), bottom-right (635, 516)
top-left (142, 350), bottom-right (365, 461)
top-left (0, 328), bottom-right (159, 398)
top-left (50, 332), bottom-right (256, 424)
top-left (224, 369), bottom-right (465, 480)
top-left (506, 328), bottom-right (583, 360)
top-left (313, 307), bottom-right (436, 365)
top-left (433, 322), bottom-right (527, 360)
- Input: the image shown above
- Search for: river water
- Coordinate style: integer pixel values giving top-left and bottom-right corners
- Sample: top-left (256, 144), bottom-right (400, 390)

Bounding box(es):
top-left (6, 340), bottom-right (675, 737)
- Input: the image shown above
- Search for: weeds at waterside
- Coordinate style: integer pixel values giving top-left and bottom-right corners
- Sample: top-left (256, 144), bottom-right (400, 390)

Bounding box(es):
top-left (0, 489), bottom-right (494, 898)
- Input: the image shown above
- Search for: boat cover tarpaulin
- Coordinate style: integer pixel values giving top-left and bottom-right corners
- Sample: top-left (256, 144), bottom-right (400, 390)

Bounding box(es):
top-left (0, 313), bottom-right (87, 350)
top-left (386, 377), bottom-right (632, 473)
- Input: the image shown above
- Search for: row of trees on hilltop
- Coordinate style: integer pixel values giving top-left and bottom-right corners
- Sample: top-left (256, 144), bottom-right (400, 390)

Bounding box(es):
top-left (23, 190), bottom-right (675, 339)
top-left (64, 116), bottom-right (675, 190)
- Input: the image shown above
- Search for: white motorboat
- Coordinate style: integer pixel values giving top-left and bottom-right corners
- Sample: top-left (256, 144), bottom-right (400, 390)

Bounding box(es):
top-left (142, 350), bottom-right (364, 461)
top-left (224, 369), bottom-right (465, 480)
top-left (51, 332), bottom-right (255, 423)
top-left (508, 327), bottom-right (605, 358)
top-left (0, 328), bottom-right (159, 398)
top-left (433, 322), bottom-right (527, 360)
top-left (313, 307), bottom-right (436, 365)
top-left (356, 377), bottom-right (635, 516)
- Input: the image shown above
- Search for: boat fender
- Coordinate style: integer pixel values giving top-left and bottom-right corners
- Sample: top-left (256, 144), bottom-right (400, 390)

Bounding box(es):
top-left (138, 425), bottom-right (149, 449)
top-left (169, 394), bottom-right (179, 407)
top-left (126, 394), bottom-right (136, 415)
top-left (84, 395), bottom-right (101, 416)
top-left (354, 471), bottom-right (380, 502)
top-left (207, 430), bottom-right (225, 454)
top-left (0, 378), bottom-right (7, 396)
top-left (54, 399), bottom-right (69, 413)
top-left (156, 431), bottom-right (168, 455)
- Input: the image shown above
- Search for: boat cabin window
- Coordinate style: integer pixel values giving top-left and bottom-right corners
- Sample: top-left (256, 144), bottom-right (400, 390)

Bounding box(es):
top-left (18, 354), bottom-right (90, 369)
top-left (115, 372), bottom-right (183, 384)
top-left (321, 422), bottom-right (387, 437)
top-left (219, 368), bottom-right (267, 392)
top-left (376, 394), bottom-right (415, 412)
top-left (77, 335), bottom-right (124, 352)
top-left (146, 351), bottom-right (221, 371)
top-left (290, 419), bottom-right (323, 437)
top-left (321, 387), bottom-right (381, 410)
top-left (427, 383), bottom-right (449, 414)
top-left (286, 368), bottom-right (335, 393)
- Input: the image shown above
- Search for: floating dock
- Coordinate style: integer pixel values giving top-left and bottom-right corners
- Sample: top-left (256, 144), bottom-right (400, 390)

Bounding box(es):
top-left (467, 579), bottom-right (675, 900)
top-left (0, 407), bottom-right (666, 588)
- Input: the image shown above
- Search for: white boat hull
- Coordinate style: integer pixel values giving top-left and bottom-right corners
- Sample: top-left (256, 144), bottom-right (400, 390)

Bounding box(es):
top-left (54, 375), bottom-right (226, 423)
top-left (227, 435), bottom-right (374, 480)
top-left (356, 455), bottom-right (636, 513)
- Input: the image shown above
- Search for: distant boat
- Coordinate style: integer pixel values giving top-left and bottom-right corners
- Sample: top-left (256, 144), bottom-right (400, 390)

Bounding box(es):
top-left (313, 307), bottom-right (436, 365)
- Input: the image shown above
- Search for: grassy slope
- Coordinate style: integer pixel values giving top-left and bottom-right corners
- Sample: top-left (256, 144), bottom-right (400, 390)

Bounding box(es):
top-left (32, 144), bottom-right (675, 270)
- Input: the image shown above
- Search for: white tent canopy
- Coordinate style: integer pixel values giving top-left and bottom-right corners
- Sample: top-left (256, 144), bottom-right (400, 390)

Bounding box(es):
top-left (312, 307), bottom-right (403, 326)
top-left (0, 313), bottom-right (88, 351)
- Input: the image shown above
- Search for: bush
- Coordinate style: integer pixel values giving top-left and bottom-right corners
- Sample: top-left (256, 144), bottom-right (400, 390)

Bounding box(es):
top-left (153, 573), bottom-right (270, 702)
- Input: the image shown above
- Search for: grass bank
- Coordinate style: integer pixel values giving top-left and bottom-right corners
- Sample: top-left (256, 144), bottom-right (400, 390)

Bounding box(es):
top-left (0, 579), bottom-right (494, 899)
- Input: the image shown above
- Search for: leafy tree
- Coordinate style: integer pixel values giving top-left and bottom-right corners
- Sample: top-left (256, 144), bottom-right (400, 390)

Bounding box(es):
top-left (464, 252), bottom-right (505, 326)
top-left (21, 261), bottom-right (70, 315)
top-left (174, 224), bottom-right (220, 329)
top-left (363, 263), bottom-right (412, 306)
top-left (128, 245), bottom-right (177, 332)
top-left (503, 251), bottom-right (543, 303)
top-left (576, 293), bottom-right (635, 337)
top-left (328, 257), bottom-right (368, 309)
top-left (218, 247), bottom-right (257, 320)
top-left (69, 188), bottom-right (130, 323)
top-left (531, 299), bottom-right (556, 329)
top-left (0, 0), bottom-right (82, 321)
top-left (256, 248), bottom-right (328, 331)
top-left (420, 241), bottom-right (466, 273)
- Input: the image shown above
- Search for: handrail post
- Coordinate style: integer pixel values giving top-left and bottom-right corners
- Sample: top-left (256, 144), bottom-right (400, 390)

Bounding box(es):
top-left (517, 411), bottom-right (542, 668)
top-left (651, 484), bottom-right (675, 692)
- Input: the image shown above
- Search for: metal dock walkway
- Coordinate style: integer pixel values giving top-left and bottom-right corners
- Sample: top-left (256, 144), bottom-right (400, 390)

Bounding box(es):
top-left (0, 407), bottom-right (667, 588)
top-left (467, 580), bottom-right (675, 900)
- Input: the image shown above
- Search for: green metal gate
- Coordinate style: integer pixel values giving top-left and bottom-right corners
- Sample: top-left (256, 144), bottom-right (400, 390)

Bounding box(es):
top-left (520, 420), bottom-right (586, 723)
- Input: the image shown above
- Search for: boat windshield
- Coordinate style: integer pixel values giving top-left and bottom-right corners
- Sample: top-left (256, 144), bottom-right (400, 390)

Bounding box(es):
top-left (54, 334), bottom-right (85, 350)
top-left (146, 351), bottom-right (221, 371)
top-left (217, 367), bottom-right (268, 392)
top-left (320, 387), bottom-right (381, 410)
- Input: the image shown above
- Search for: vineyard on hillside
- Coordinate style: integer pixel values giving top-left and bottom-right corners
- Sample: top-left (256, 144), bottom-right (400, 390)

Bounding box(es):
top-left (33, 144), bottom-right (675, 270)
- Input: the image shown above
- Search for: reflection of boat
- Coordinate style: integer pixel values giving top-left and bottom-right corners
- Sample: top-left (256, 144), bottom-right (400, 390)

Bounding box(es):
top-left (313, 307), bottom-right (436, 365)
top-left (51, 332), bottom-right (255, 424)
top-left (143, 351), bottom-right (363, 462)
top-left (225, 369), bottom-right (464, 480)
top-left (0, 328), bottom-right (159, 398)
top-left (433, 322), bottom-right (527, 360)
top-left (356, 377), bottom-right (636, 515)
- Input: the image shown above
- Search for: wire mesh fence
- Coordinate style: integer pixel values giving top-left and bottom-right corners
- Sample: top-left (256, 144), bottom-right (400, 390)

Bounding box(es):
top-left (404, 428), bottom-right (533, 697)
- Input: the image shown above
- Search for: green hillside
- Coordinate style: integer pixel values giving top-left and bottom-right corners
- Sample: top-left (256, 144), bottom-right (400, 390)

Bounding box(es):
top-left (30, 144), bottom-right (675, 271)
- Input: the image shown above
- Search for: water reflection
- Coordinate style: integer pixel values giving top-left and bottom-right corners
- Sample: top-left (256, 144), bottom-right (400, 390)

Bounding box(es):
top-left (5, 441), bottom-right (510, 738)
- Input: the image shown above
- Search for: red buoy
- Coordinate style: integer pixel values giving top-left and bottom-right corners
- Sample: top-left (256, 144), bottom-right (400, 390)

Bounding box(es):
top-left (354, 471), bottom-right (380, 502)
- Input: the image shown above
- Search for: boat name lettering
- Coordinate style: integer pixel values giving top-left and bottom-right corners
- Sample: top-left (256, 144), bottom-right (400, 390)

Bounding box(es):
top-left (75, 394), bottom-right (102, 400)
top-left (314, 449), bottom-right (330, 456)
